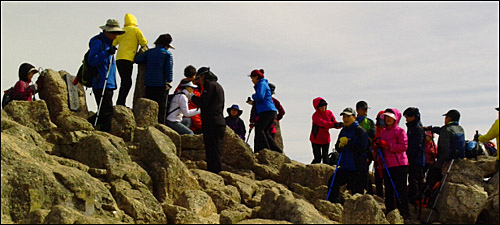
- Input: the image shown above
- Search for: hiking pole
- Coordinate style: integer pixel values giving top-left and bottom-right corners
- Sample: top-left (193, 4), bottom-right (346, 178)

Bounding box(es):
top-left (246, 127), bottom-right (254, 144)
top-left (94, 55), bottom-right (113, 127)
top-left (377, 147), bottom-right (401, 201)
top-left (425, 158), bottom-right (455, 223)
top-left (326, 152), bottom-right (343, 201)
top-left (475, 130), bottom-right (479, 160)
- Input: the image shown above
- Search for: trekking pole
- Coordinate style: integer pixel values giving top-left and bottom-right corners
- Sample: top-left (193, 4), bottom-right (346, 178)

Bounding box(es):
top-left (246, 127), bottom-right (254, 144)
top-left (426, 158), bottom-right (455, 224)
top-left (94, 55), bottom-right (113, 127)
top-left (377, 147), bottom-right (401, 201)
top-left (326, 152), bottom-right (343, 201)
top-left (475, 130), bottom-right (479, 160)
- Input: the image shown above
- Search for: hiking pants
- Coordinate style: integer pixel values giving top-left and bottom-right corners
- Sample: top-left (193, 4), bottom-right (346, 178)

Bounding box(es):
top-left (254, 110), bottom-right (282, 153)
top-left (165, 118), bottom-right (194, 135)
top-left (145, 86), bottom-right (168, 124)
top-left (374, 162), bottom-right (384, 197)
top-left (408, 164), bottom-right (425, 205)
top-left (384, 165), bottom-right (409, 217)
top-left (311, 143), bottom-right (330, 164)
top-left (89, 89), bottom-right (114, 132)
top-left (327, 169), bottom-right (364, 203)
top-left (203, 124), bottom-right (225, 174)
top-left (116, 60), bottom-right (134, 106)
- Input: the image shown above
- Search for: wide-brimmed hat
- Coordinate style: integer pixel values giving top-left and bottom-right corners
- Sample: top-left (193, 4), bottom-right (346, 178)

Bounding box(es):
top-left (227, 104), bottom-right (243, 116)
top-left (99, 19), bottom-right (125, 34)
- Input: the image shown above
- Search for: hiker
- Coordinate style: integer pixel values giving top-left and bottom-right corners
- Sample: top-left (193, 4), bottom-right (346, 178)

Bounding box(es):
top-left (424, 130), bottom-right (437, 174)
top-left (477, 107), bottom-right (499, 172)
top-left (355, 100), bottom-right (375, 194)
top-left (12, 63), bottom-right (41, 102)
top-left (372, 110), bottom-right (386, 197)
top-left (86, 19), bottom-right (125, 132)
top-left (375, 108), bottom-right (409, 218)
top-left (113, 13), bottom-right (148, 107)
top-left (189, 67), bottom-right (225, 174)
top-left (248, 69), bottom-right (282, 153)
top-left (225, 104), bottom-right (246, 140)
top-left (309, 97), bottom-right (343, 164)
top-left (327, 107), bottom-right (368, 203)
top-left (165, 80), bottom-right (200, 135)
top-left (175, 65), bottom-right (202, 133)
top-left (423, 109), bottom-right (465, 202)
top-left (134, 33), bottom-right (174, 124)
top-left (403, 107), bottom-right (426, 206)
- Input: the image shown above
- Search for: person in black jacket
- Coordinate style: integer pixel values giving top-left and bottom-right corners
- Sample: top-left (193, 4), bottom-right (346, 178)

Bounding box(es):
top-left (189, 67), bottom-right (225, 174)
top-left (403, 107), bottom-right (426, 206)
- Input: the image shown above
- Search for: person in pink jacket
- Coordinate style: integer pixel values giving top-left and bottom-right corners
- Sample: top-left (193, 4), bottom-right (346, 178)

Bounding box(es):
top-left (375, 108), bottom-right (409, 219)
top-left (310, 97), bottom-right (343, 164)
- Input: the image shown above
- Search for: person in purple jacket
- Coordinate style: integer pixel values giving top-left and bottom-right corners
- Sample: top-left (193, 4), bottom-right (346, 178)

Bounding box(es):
top-left (375, 108), bottom-right (409, 219)
top-left (225, 104), bottom-right (246, 140)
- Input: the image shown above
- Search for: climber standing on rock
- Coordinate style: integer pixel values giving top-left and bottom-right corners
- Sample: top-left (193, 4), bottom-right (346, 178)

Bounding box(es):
top-left (309, 97), bottom-right (343, 164)
top-left (189, 67), bottom-right (225, 174)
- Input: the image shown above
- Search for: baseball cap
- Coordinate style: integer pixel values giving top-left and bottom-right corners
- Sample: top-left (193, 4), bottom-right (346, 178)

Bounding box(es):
top-left (443, 109), bottom-right (460, 122)
top-left (340, 107), bottom-right (356, 116)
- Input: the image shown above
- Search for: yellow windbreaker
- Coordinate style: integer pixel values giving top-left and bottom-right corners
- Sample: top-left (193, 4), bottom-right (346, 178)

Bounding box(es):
top-left (113, 13), bottom-right (148, 61)
top-left (478, 118), bottom-right (499, 160)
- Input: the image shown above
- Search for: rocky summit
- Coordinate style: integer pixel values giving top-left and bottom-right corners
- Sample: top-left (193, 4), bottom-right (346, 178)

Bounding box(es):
top-left (1, 69), bottom-right (498, 224)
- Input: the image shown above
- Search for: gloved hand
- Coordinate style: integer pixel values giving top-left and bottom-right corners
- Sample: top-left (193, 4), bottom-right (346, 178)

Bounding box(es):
top-left (334, 122), bottom-right (344, 129)
top-left (29, 84), bottom-right (38, 93)
top-left (339, 137), bottom-right (349, 148)
top-left (165, 82), bottom-right (172, 91)
top-left (107, 46), bottom-right (117, 55)
top-left (139, 45), bottom-right (149, 54)
top-left (376, 139), bottom-right (389, 149)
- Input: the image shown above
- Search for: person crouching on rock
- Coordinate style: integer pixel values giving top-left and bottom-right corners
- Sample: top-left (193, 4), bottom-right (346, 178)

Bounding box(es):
top-left (225, 104), bottom-right (246, 140)
top-left (12, 63), bottom-right (41, 102)
top-left (310, 97), bottom-right (343, 164)
top-left (165, 80), bottom-right (200, 135)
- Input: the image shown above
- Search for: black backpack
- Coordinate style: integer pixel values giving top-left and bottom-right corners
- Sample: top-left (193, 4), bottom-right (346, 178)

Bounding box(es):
top-left (2, 82), bottom-right (27, 109)
top-left (166, 92), bottom-right (186, 116)
top-left (75, 36), bottom-right (105, 87)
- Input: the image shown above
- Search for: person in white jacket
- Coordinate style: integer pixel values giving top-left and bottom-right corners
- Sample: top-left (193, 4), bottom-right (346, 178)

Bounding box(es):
top-left (166, 81), bottom-right (201, 134)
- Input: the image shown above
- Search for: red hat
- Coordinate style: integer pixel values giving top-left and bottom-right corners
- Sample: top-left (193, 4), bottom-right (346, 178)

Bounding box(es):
top-left (250, 69), bottom-right (265, 78)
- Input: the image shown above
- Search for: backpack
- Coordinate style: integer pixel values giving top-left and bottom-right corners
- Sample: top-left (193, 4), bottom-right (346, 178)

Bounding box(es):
top-left (166, 92), bottom-right (186, 117)
top-left (2, 82), bottom-right (27, 109)
top-left (327, 151), bottom-right (340, 166)
top-left (75, 36), bottom-right (105, 87)
top-left (464, 140), bottom-right (485, 159)
top-left (483, 142), bottom-right (497, 157)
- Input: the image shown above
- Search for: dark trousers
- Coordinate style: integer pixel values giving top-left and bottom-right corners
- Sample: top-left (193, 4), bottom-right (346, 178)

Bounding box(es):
top-left (311, 143), bottom-right (330, 164)
top-left (116, 60), bottom-right (134, 106)
top-left (145, 86), bottom-right (168, 124)
top-left (374, 162), bottom-right (384, 197)
top-left (327, 169), bottom-right (365, 203)
top-left (254, 110), bottom-right (282, 153)
top-left (408, 164), bottom-right (425, 205)
top-left (384, 165), bottom-right (409, 217)
top-left (203, 124), bottom-right (226, 174)
top-left (88, 89), bottom-right (114, 132)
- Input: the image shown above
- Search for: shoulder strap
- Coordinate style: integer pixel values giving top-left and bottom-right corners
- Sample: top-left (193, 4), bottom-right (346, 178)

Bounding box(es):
top-left (166, 92), bottom-right (187, 116)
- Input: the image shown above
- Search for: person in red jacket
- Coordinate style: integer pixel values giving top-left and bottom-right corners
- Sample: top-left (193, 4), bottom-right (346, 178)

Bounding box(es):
top-left (12, 63), bottom-right (41, 102)
top-left (424, 130), bottom-right (437, 174)
top-left (310, 97), bottom-right (343, 164)
top-left (371, 110), bottom-right (386, 197)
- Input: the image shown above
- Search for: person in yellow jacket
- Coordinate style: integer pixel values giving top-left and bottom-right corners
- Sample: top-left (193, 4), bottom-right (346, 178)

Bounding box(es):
top-left (113, 13), bottom-right (148, 106)
top-left (477, 107), bottom-right (499, 171)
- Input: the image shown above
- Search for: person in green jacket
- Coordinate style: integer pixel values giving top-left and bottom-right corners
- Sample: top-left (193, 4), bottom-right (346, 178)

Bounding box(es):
top-left (113, 13), bottom-right (148, 107)
top-left (355, 100), bottom-right (375, 194)
top-left (477, 107), bottom-right (499, 171)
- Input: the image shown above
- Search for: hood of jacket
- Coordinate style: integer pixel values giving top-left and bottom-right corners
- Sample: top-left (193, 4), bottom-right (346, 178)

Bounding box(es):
top-left (385, 108), bottom-right (402, 129)
top-left (124, 13), bottom-right (138, 27)
top-left (18, 63), bottom-right (35, 82)
top-left (312, 97), bottom-right (327, 111)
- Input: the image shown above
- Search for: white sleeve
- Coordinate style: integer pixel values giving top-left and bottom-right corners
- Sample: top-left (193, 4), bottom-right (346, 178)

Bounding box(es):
top-left (179, 95), bottom-right (200, 117)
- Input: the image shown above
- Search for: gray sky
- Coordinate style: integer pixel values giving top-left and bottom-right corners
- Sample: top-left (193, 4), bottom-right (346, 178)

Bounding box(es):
top-left (2, 1), bottom-right (499, 164)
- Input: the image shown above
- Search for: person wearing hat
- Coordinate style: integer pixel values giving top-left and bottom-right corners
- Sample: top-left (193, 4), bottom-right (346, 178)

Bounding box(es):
top-left (310, 97), bottom-right (343, 164)
top-left (134, 33), bottom-right (175, 124)
top-left (11, 63), bottom-right (40, 102)
top-left (174, 65), bottom-right (202, 133)
top-left (189, 67), bottom-right (226, 174)
top-left (402, 107), bottom-right (426, 206)
top-left (375, 108), bottom-right (409, 218)
top-left (113, 13), bottom-right (148, 107)
top-left (477, 107), bottom-right (499, 171)
top-left (355, 100), bottom-right (375, 195)
top-left (165, 80), bottom-right (200, 135)
top-left (87, 19), bottom-right (125, 132)
top-left (327, 107), bottom-right (368, 203)
top-left (225, 104), bottom-right (246, 140)
top-left (248, 69), bottom-right (282, 153)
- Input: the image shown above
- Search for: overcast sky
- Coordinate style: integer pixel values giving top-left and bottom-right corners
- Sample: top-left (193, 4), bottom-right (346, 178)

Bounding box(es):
top-left (2, 1), bottom-right (498, 164)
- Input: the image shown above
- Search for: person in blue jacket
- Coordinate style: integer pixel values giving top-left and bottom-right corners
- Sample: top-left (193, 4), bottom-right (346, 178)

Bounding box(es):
top-left (134, 33), bottom-right (175, 124)
top-left (249, 69), bottom-right (282, 153)
top-left (87, 19), bottom-right (124, 132)
top-left (403, 107), bottom-right (425, 206)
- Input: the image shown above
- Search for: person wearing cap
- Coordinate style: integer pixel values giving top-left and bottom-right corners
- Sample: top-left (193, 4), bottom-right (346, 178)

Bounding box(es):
top-left (327, 107), bottom-right (368, 203)
top-left (165, 80), bottom-right (200, 135)
top-left (134, 33), bottom-right (175, 124)
top-left (11, 63), bottom-right (41, 102)
top-left (175, 65), bottom-right (202, 133)
top-left (375, 108), bottom-right (409, 218)
top-left (355, 100), bottom-right (376, 195)
top-left (189, 67), bottom-right (225, 174)
top-left (87, 19), bottom-right (125, 132)
top-left (113, 13), bottom-right (148, 107)
top-left (403, 107), bottom-right (426, 206)
top-left (310, 97), bottom-right (343, 164)
top-left (477, 107), bottom-right (499, 171)
top-left (248, 69), bottom-right (282, 153)
top-left (225, 104), bottom-right (246, 140)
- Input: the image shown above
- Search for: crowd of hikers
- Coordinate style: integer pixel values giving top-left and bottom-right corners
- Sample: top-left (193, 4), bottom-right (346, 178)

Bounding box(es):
top-left (3, 14), bottom-right (499, 220)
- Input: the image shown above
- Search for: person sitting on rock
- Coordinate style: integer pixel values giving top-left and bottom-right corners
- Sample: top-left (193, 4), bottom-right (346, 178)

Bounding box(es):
top-left (225, 104), bottom-right (246, 140)
top-left (165, 80), bottom-right (200, 135)
top-left (12, 63), bottom-right (41, 102)
top-left (175, 65), bottom-right (202, 134)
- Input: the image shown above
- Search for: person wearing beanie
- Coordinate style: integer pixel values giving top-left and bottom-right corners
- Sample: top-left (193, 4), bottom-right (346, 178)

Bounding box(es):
top-left (248, 69), bottom-right (282, 153)
top-left (403, 107), bottom-right (426, 206)
top-left (175, 65), bottom-right (202, 133)
top-left (12, 63), bottom-right (40, 102)
top-left (113, 13), bottom-right (148, 107)
top-left (310, 97), bottom-right (343, 164)
top-left (477, 107), bottom-right (499, 171)
top-left (134, 33), bottom-right (174, 124)
top-left (225, 104), bottom-right (246, 140)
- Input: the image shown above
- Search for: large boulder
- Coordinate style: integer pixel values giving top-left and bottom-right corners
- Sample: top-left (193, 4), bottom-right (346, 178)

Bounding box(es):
top-left (220, 171), bottom-right (259, 205)
top-left (163, 204), bottom-right (219, 224)
top-left (279, 161), bottom-right (334, 190)
top-left (314, 199), bottom-right (343, 222)
top-left (253, 149), bottom-right (292, 181)
top-left (174, 190), bottom-right (217, 218)
top-left (133, 98), bottom-right (158, 127)
top-left (341, 194), bottom-right (389, 224)
top-left (219, 204), bottom-right (252, 224)
top-left (3, 100), bottom-right (57, 132)
top-left (436, 182), bottom-right (488, 224)
top-left (55, 112), bottom-right (94, 132)
top-left (111, 105), bottom-right (136, 142)
top-left (155, 123), bottom-right (181, 156)
top-left (222, 126), bottom-right (258, 170)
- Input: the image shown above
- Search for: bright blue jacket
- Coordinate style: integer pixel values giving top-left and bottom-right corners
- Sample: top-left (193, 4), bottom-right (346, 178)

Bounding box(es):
top-left (88, 32), bottom-right (117, 89)
top-left (134, 45), bottom-right (173, 87)
top-left (252, 78), bottom-right (276, 114)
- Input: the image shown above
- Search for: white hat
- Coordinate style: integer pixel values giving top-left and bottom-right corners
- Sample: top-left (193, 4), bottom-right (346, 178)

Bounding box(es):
top-left (181, 81), bottom-right (198, 89)
top-left (383, 112), bottom-right (397, 120)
